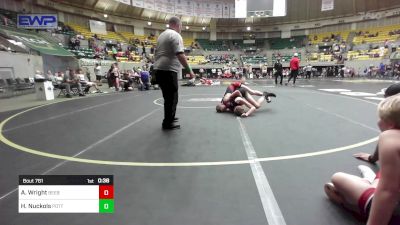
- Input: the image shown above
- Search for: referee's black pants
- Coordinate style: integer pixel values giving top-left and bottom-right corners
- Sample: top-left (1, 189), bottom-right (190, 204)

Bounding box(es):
top-left (155, 70), bottom-right (178, 126)
top-left (275, 72), bottom-right (283, 85)
top-left (306, 71), bottom-right (311, 79)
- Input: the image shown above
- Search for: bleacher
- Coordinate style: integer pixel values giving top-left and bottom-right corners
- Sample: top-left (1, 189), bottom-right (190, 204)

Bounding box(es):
top-left (64, 23), bottom-right (93, 40)
top-left (187, 55), bottom-right (207, 65)
top-left (232, 40), bottom-right (244, 49)
top-left (272, 53), bottom-right (302, 63)
top-left (353, 24), bottom-right (400, 45)
top-left (120, 32), bottom-right (193, 48)
top-left (347, 48), bottom-right (389, 60)
top-left (255, 39), bottom-right (265, 48)
top-left (269, 36), bottom-right (305, 50)
top-left (66, 23), bottom-right (126, 43)
top-left (109, 53), bottom-right (142, 63)
top-left (197, 39), bottom-right (229, 51)
top-left (241, 55), bottom-right (268, 65)
top-left (58, 29), bottom-right (75, 36)
top-left (128, 53), bottom-right (143, 62)
top-left (205, 54), bottom-right (238, 65)
top-left (231, 39), bottom-right (265, 50)
top-left (308, 53), bottom-right (334, 62)
top-left (119, 32), bottom-right (156, 46)
top-left (105, 50), bottom-right (143, 62)
top-left (54, 22), bottom-right (76, 36)
top-left (308, 31), bottom-right (350, 45)
top-left (183, 38), bottom-right (195, 48)
top-left (66, 47), bottom-right (95, 59)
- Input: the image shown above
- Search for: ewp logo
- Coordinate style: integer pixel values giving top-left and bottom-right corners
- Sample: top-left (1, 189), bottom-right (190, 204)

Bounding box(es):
top-left (17, 14), bottom-right (58, 29)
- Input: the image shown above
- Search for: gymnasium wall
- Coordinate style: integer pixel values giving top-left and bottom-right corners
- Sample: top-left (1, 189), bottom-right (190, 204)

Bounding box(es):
top-left (42, 55), bottom-right (78, 74)
top-left (0, 52), bottom-right (43, 79)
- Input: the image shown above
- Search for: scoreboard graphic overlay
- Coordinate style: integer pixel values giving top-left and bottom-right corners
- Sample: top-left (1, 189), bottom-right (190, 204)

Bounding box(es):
top-left (18, 175), bottom-right (114, 213)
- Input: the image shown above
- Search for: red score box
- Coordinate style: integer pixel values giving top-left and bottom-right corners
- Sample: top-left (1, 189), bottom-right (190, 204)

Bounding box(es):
top-left (99, 185), bottom-right (114, 199)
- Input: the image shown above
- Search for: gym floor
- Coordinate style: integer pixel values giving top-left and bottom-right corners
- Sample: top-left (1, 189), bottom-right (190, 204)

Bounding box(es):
top-left (0, 78), bottom-right (396, 225)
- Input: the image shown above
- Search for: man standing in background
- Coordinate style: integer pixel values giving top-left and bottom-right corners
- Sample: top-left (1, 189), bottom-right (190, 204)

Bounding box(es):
top-left (305, 64), bottom-right (312, 79)
top-left (286, 53), bottom-right (300, 86)
top-left (154, 16), bottom-right (195, 130)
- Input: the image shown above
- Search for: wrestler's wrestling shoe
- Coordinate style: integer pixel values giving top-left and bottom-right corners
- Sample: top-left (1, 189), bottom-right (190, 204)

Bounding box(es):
top-left (263, 92), bottom-right (276, 103)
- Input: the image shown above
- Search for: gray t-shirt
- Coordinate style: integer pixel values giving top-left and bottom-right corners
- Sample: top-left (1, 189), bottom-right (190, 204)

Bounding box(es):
top-left (94, 66), bottom-right (102, 76)
top-left (153, 29), bottom-right (185, 73)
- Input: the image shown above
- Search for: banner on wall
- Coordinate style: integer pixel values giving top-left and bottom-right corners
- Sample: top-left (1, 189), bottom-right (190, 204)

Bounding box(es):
top-left (89, 20), bottom-right (107, 35)
top-left (132, 0), bottom-right (144, 8)
top-left (144, 0), bottom-right (155, 10)
top-left (229, 2), bottom-right (235, 18)
top-left (193, 1), bottom-right (203, 17)
top-left (201, 1), bottom-right (212, 18)
top-left (17, 14), bottom-right (58, 29)
top-left (182, 0), bottom-right (194, 16)
top-left (165, 0), bottom-right (176, 13)
top-left (161, 0), bottom-right (170, 13)
top-left (222, 2), bottom-right (230, 18)
top-left (117, 0), bottom-right (131, 5)
top-left (154, 0), bottom-right (165, 13)
top-left (213, 2), bottom-right (223, 18)
top-left (114, 0), bottom-right (235, 18)
top-left (321, 0), bottom-right (334, 11)
top-left (79, 59), bottom-right (116, 67)
top-left (174, 0), bottom-right (185, 15)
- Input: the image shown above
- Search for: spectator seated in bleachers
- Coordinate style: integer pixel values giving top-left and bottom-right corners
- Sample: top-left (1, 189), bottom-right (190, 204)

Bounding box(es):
top-left (148, 33), bottom-right (155, 40)
top-left (347, 47), bottom-right (388, 60)
top-left (241, 54), bottom-right (268, 65)
top-left (206, 54), bottom-right (238, 64)
top-left (0, 9), bottom-right (17, 27)
top-left (190, 42), bottom-right (199, 50)
top-left (184, 55), bottom-right (207, 65)
top-left (69, 36), bottom-right (77, 50)
top-left (60, 69), bottom-right (85, 98)
top-left (309, 31), bottom-right (350, 45)
top-left (65, 42), bottom-right (145, 62)
top-left (388, 29), bottom-right (400, 36)
top-left (76, 69), bottom-right (102, 94)
top-left (353, 24), bottom-right (400, 45)
top-left (307, 50), bottom-right (340, 62)
top-left (196, 39), bottom-right (229, 51)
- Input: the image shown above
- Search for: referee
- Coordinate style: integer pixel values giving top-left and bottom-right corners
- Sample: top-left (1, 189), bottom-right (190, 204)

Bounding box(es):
top-left (154, 16), bottom-right (195, 130)
top-left (274, 58), bottom-right (283, 85)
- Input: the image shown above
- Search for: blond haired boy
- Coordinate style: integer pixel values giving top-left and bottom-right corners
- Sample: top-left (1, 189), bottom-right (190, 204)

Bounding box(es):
top-left (325, 94), bottom-right (400, 225)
